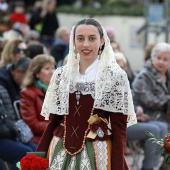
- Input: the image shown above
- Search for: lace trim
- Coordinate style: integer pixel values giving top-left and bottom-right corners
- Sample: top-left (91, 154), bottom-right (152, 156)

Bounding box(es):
top-left (80, 146), bottom-right (92, 170)
top-left (49, 136), bottom-right (60, 165)
top-left (93, 140), bottom-right (107, 170)
top-left (50, 148), bottom-right (67, 170)
top-left (49, 141), bottom-right (92, 170)
top-left (67, 156), bottom-right (76, 170)
top-left (70, 81), bottom-right (95, 98)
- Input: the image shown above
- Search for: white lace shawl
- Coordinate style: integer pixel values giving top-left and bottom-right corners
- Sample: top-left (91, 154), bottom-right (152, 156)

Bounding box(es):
top-left (41, 24), bottom-right (137, 127)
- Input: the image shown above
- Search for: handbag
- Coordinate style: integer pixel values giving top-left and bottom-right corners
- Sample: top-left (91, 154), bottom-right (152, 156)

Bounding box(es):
top-left (9, 119), bottom-right (34, 143)
top-left (0, 99), bottom-right (33, 143)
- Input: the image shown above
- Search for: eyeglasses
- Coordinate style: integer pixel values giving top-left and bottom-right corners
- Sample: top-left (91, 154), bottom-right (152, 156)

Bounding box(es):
top-left (14, 47), bottom-right (27, 54)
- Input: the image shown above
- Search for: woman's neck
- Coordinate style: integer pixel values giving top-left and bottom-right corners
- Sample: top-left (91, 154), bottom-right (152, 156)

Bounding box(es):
top-left (79, 58), bottom-right (97, 75)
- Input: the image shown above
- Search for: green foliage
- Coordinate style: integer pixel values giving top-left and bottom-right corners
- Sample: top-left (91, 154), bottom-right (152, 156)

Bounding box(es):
top-left (106, 0), bottom-right (131, 7)
top-left (57, 1), bottom-right (144, 16)
top-left (57, 0), bottom-right (75, 6)
top-left (148, 132), bottom-right (170, 156)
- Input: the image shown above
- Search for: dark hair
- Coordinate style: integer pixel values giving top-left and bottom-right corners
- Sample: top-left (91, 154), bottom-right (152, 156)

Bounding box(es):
top-left (12, 57), bottom-right (31, 72)
top-left (15, 1), bottom-right (25, 8)
top-left (73, 18), bottom-right (104, 40)
top-left (26, 43), bottom-right (45, 59)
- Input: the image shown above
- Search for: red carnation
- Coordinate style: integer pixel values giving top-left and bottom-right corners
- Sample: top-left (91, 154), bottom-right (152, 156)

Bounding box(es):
top-left (163, 138), bottom-right (170, 152)
top-left (20, 154), bottom-right (49, 170)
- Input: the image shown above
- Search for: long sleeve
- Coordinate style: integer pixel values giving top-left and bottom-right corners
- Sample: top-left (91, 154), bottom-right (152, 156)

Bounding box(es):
top-left (36, 114), bottom-right (62, 152)
top-left (110, 113), bottom-right (129, 170)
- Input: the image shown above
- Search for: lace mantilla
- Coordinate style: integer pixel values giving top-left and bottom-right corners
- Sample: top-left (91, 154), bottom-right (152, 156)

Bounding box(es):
top-left (41, 21), bottom-right (137, 127)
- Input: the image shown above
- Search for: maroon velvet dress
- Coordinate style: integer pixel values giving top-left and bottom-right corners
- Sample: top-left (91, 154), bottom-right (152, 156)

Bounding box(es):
top-left (37, 92), bottom-right (129, 170)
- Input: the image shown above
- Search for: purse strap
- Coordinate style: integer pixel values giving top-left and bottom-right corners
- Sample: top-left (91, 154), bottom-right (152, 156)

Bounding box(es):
top-left (0, 98), bottom-right (8, 121)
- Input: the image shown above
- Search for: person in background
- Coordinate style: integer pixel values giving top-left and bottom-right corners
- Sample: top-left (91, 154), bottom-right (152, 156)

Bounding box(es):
top-left (24, 30), bottom-right (40, 45)
top-left (105, 26), bottom-right (116, 42)
top-left (110, 40), bottom-right (121, 52)
top-left (51, 26), bottom-right (70, 67)
top-left (29, 0), bottom-right (42, 30)
top-left (111, 40), bottom-right (135, 86)
top-left (144, 44), bottom-right (155, 62)
top-left (29, 0), bottom-right (59, 49)
top-left (10, 1), bottom-right (29, 25)
top-left (0, 39), bottom-right (27, 67)
top-left (115, 51), bottom-right (169, 170)
top-left (26, 42), bottom-right (47, 59)
top-left (22, 18), bottom-right (137, 170)
top-left (0, 38), bottom-right (8, 59)
top-left (0, 84), bottom-right (36, 170)
top-left (2, 29), bottom-right (23, 41)
top-left (2, 22), bottom-right (30, 41)
top-left (20, 54), bottom-right (55, 144)
top-left (0, 57), bottom-right (31, 104)
top-left (132, 42), bottom-right (170, 124)
top-left (0, 0), bottom-right (8, 14)
top-left (12, 22), bottom-right (30, 38)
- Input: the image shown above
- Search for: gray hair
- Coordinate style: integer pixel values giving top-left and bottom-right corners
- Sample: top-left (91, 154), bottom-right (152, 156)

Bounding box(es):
top-left (151, 42), bottom-right (170, 59)
top-left (55, 27), bottom-right (69, 39)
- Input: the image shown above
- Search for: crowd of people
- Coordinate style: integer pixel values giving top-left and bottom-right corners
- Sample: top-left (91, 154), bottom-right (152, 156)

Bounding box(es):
top-left (0, 1), bottom-right (170, 170)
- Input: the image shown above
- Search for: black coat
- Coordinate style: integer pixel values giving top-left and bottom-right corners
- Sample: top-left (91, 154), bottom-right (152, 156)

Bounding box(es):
top-left (29, 8), bottom-right (59, 37)
top-left (0, 65), bottom-right (20, 104)
top-left (0, 85), bottom-right (18, 138)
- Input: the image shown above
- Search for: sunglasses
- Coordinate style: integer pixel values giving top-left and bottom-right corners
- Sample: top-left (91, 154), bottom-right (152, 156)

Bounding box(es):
top-left (14, 47), bottom-right (27, 54)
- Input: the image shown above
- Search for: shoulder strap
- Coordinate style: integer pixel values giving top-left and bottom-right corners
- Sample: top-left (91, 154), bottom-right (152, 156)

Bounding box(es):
top-left (0, 97), bottom-right (8, 120)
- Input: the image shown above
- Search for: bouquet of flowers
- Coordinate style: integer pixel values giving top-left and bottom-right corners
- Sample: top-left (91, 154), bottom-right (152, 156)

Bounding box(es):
top-left (16, 152), bottom-right (49, 170)
top-left (148, 132), bottom-right (170, 164)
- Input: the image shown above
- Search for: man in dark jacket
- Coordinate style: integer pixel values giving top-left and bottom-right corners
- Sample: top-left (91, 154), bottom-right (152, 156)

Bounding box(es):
top-left (50, 26), bottom-right (70, 67)
top-left (0, 57), bottom-right (31, 105)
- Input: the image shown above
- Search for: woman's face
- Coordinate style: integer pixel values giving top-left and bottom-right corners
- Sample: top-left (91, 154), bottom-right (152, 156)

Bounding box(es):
top-left (14, 42), bottom-right (27, 61)
top-left (152, 51), bottom-right (170, 74)
top-left (36, 62), bottom-right (55, 85)
top-left (74, 24), bottom-right (104, 63)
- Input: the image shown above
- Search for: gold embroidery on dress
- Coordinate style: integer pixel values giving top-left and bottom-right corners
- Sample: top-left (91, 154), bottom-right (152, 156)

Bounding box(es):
top-left (73, 105), bottom-right (81, 116)
top-left (71, 126), bottom-right (79, 137)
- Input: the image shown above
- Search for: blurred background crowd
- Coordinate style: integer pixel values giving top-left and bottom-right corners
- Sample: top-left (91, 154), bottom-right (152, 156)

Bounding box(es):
top-left (0, 0), bottom-right (170, 170)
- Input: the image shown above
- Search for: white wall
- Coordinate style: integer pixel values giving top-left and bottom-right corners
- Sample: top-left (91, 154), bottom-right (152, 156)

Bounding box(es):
top-left (57, 13), bottom-right (166, 71)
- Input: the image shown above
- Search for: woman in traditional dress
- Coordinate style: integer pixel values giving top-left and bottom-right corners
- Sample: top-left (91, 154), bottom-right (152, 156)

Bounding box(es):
top-left (22, 18), bottom-right (137, 170)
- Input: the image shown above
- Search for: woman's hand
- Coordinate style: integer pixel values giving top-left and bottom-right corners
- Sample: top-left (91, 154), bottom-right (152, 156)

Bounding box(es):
top-left (136, 106), bottom-right (150, 122)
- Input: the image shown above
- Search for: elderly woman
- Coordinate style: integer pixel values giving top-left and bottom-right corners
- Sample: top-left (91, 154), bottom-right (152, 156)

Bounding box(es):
top-left (115, 52), bottom-right (168, 170)
top-left (20, 54), bottom-right (55, 144)
top-left (132, 42), bottom-right (170, 124)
